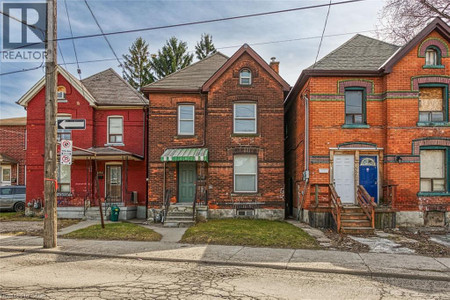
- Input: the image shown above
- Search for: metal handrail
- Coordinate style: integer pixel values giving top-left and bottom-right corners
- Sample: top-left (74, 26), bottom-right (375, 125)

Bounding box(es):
top-left (161, 189), bottom-right (171, 224)
top-left (357, 185), bottom-right (377, 228)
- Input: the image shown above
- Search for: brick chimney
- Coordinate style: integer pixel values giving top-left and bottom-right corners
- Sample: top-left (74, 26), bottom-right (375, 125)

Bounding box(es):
top-left (269, 57), bottom-right (279, 73)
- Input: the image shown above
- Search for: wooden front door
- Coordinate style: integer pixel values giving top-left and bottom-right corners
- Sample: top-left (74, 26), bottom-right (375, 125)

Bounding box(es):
top-left (106, 165), bottom-right (122, 202)
top-left (333, 154), bottom-right (355, 204)
top-left (178, 162), bottom-right (196, 203)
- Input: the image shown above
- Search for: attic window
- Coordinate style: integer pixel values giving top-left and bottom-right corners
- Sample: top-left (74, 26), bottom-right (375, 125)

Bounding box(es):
top-left (425, 46), bottom-right (441, 66)
top-left (240, 69), bottom-right (252, 85)
top-left (57, 86), bottom-right (66, 101)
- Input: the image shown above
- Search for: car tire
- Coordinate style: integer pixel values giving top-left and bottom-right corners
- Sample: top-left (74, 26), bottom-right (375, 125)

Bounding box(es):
top-left (14, 202), bottom-right (25, 212)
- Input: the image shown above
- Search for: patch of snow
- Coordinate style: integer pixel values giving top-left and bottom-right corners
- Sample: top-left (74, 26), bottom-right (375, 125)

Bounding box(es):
top-left (349, 236), bottom-right (415, 254)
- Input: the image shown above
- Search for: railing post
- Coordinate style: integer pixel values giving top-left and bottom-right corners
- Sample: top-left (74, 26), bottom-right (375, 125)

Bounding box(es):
top-left (315, 184), bottom-right (319, 207)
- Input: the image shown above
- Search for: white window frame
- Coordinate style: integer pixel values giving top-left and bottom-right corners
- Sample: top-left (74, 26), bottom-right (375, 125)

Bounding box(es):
top-left (1, 165), bottom-right (12, 185)
top-left (178, 104), bottom-right (195, 135)
top-left (233, 103), bottom-right (257, 134)
top-left (425, 48), bottom-right (438, 66)
top-left (107, 116), bottom-right (124, 145)
top-left (234, 154), bottom-right (258, 193)
top-left (57, 86), bottom-right (67, 102)
top-left (239, 69), bottom-right (252, 85)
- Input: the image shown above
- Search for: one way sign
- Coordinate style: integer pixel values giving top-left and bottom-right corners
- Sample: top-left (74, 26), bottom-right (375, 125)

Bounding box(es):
top-left (57, 119), bottom-right (86, 130)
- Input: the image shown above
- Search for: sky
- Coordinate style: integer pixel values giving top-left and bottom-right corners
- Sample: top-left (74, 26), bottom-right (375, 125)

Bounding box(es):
top-left (0, 0), bottom-right (387, 119)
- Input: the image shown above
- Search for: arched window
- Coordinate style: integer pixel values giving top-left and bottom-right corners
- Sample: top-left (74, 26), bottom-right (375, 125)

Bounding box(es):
top-left (57, 86), bottom-right (66, 100)
top-left (239, 69), bottom-right (252, 85)
top-left (425, 46), bottom-right (441, 66)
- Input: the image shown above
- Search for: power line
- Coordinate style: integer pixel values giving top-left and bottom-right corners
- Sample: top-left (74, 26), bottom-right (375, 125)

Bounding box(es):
top-left (2, 0), bottom-right (368, 51)
top-left (312, 0), bottom-right (333, 69)
top-left (63, 0), bottom-right (82, 79)
top-left (84, 0), bottom-right (123, 68)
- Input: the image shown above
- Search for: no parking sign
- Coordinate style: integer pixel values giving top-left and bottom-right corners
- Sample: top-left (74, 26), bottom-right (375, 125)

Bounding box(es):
top-left (60, 140), bottom-right (73, 165)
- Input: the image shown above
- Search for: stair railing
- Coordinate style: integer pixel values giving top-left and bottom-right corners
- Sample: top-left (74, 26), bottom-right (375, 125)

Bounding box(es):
top-left (357, 185), bottom-right (377, 228)
top-left (382, 183), bottom-right (398, 207)
top-left (161, 189), bottom-right (171, 224)
top-left (329, 184), bottom-right (343, 233)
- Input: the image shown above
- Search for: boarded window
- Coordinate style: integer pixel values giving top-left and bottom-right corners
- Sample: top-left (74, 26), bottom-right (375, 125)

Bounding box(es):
top-left (420, 150), bottom-right (446, 192)
top-left (419, 87), bottom-right (444, 122)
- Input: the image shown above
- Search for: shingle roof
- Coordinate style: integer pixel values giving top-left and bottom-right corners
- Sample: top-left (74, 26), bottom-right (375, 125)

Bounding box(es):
top-left (308, 34), bottom-right (400, 71)
top-left (0, 117), bottom-right (26, 126)
top-left (82, 68), bottom-right (148, 106)
top-left (143, 52), bottom-right (229, 91)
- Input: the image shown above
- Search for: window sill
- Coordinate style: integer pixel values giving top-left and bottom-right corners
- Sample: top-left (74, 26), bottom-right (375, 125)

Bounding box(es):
top-left (57, 100), bottom-right (68, 103)
top-left (341, 124), bottom-right (370, 129)
top-left (231, 133), bottom-right (260, 137)
top-left (57, 192), bottom-right (72, 197)
top-left (417, 192), bottom-right (449, 197)
top-left (175, 135), bottom-right (197, 139)
top-left (105, 143), bottom-right (125, 147)
top-left (417, 122), bottom-right (450, 127)
top-left (231, 193), bottom-right (261, 197)
top-left (422, 65), bottom-right (444, 69)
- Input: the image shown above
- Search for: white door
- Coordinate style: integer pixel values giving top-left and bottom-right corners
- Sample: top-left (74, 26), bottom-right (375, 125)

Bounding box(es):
top-left (333, 155), bottom-right (355, 204)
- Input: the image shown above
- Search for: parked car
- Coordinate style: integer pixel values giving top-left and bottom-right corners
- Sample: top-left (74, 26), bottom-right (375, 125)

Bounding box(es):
top-left (0, 185), bottom-right (26, 212)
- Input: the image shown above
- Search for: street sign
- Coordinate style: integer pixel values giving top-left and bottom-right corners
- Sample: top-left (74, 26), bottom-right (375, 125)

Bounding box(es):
top-left (57, 119), bottom-right (86, 130)
top-left (60, 139), bottom-right (73, 165)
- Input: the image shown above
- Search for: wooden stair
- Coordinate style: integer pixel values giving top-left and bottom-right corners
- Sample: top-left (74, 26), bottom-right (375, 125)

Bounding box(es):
top-left (340, 205), bottom-right (374, 235)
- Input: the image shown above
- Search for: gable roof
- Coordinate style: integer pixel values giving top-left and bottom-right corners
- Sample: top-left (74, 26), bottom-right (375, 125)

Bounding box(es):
top-left (81, 68), bottom-right (147, 106)
top-left (202, 44), bottom-right (290, 92)
top-left (0, 117), bottom-right (26, 126)
top-left (17, 65), bottom-right (96, 107)
top-left (142, 52), bottom-right (229, 92)
top-left (307, 34), bottom-right (400, 71)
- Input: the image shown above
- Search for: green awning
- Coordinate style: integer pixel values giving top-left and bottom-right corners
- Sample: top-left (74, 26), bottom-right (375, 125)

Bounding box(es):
top-left (161, 148), bottom-right (208, 162)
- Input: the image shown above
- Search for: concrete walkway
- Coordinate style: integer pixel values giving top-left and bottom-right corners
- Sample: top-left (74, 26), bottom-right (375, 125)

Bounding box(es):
top-left (0, 234), bottom-right (449, 281)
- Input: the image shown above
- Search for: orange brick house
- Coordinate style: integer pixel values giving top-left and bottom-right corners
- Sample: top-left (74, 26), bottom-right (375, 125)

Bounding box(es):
top-left (143, 45), bottom-right (289, 221)
top-left (285, 18), bottom-right (449, 231)
top-left (0, 117), bottom-right (26, 186)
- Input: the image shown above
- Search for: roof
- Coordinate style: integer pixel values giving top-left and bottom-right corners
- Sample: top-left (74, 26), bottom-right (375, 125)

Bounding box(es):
top-left (0, 153), bottom-right (18, 164)
top-left (161, 148), bottom-right (208, 162)
top-left (142, 53), bottom-right (229, 92)
top-left (81, 68), bottom-right (148, 106)
top-left (17, 65), bottom-right (97, 107)
top-left (203, 44), bottom-right (291, 92)
top-left (0, 117), bottom-right (26, 126)
top-left (72, 146), bottom-right (143, 160)
top-left (307, 34), bottom-right (400, 71)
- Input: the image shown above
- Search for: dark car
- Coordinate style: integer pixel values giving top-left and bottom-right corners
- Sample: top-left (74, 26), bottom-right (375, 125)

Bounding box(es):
top-left (0, 186), bottom-right (26, 212)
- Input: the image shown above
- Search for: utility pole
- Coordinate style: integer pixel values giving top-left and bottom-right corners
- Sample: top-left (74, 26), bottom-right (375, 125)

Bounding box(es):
top-left (43, 0), bottom-right (58, 248)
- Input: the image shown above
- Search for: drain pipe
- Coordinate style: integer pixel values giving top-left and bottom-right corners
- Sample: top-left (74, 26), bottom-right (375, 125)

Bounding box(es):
top-left (298, 93), bottom-right (310, 221)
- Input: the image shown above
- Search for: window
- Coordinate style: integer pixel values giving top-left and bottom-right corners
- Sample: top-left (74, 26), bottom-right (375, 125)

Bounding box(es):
top-left (108, 116), bottom-right (123, 144)
top-left (1, 166), bottom-right (11, 184)
top-left (57, 86), bottom-right (66, 101)
top-left (57, 163), bottom-right (71, 193)
top-left (234, 155), bottom-right (257, 193)
top-left (420, 149), bottom-right (447, 192)
top-left (57, 115), bottom-right (71, 141)
top-left (178, 105), bottom-right (194, 135)
top-left (345, 88), bottom-right (365, 124)
top-left (419, 86), bottom-right (447, 123)
top-left (0, 188), bottom-right (13, 195)
top-left (425, 46), bottom-right (441, 66)
top-left (239, 69), bottom-right (252, 85)
top-left (234, 103), bottom-right (257, 134)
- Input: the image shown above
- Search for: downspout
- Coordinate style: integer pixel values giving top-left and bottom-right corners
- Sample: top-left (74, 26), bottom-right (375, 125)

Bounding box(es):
top-left (144, 106), bottom-right (149, 219)
top-left (298, 93), bottom-right (310, 221)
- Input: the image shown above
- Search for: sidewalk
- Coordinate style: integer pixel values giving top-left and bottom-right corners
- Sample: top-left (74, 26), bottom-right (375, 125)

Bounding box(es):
top-left (1, 233), bottom-right (449, 281)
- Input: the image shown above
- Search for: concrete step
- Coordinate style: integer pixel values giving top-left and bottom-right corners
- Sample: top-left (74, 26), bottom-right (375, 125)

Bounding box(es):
top-left (163, 220), bottom-right (195, 228)
top-left (341, 226), bottom-right (375, 235)
top-left (166, 215), bottom-right (194, 221)
top-left (341, 219), bottom-right (371, 227)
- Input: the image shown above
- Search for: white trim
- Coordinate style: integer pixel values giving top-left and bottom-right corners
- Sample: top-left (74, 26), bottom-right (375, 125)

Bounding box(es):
top-left (107, 116), bottom-right (124, 145)
top-left (239, 69), bottom-right (252, 85)
top-left (378, 47), bottom-right (402, 71)
top-left (178, 104), bottom-right (195, 135)
top-left (233, 103), bottom-right (257, 134)
top-left (105, 162), bottom-right (123, 202)
top-left (330, 147), bottom-right (384, 150)
top-left (1, 165), bottom-right (12, 185)
top-left (233, 154), bottom-right (258, 193)
top-left (17, 65), bottom-right (97, 107)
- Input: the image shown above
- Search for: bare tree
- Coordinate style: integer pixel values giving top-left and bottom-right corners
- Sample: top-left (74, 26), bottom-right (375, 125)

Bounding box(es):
top-left (377, 0), bottom-right (450, 44)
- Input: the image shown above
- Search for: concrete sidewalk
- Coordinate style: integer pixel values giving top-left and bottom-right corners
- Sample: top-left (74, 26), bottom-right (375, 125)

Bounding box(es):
top-left (0, 234), bottom-right (449, 281)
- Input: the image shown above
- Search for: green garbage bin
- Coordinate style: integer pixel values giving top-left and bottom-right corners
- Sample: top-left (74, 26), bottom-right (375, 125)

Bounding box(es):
top-left (110, 205), bottom-right (120, 222)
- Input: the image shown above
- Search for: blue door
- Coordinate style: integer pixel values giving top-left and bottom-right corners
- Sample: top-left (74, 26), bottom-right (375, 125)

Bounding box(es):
top-left (359, 156), bottom-right (378, 203)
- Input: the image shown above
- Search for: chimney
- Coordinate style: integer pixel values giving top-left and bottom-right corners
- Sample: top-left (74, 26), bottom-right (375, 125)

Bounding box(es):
top-left (269, 57), bottom-right (279, 73)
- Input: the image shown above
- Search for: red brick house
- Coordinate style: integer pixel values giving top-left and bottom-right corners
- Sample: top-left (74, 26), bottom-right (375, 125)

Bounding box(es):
top-left (285, 18), bottom-right (449, 231)
top-left (143, 44), bottom-right (289, 222)
top-left (0, 117), bottom-right (26, 186)
top-left (18, 66), bottom-right (148, 219)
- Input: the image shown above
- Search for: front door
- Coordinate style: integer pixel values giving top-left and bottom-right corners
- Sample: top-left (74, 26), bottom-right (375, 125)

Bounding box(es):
top-left (333, 155), bottom-right (355, 204)
top-left (106, 165), bottom-right (122, 202)
top-left (359, 156), bottom-right (378, 203)
top-left (178, 162), bottom-right (196, 203)
top-left (0, 165), bottom-right (11, 186)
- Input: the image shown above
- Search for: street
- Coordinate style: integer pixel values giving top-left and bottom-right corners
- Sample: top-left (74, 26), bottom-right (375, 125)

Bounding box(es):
top-left (0, 251), bottom-right (448, 300)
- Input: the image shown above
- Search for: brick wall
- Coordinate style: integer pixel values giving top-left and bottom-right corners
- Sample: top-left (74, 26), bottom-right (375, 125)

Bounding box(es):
top-left (0, 124), bottom-right (26, 185)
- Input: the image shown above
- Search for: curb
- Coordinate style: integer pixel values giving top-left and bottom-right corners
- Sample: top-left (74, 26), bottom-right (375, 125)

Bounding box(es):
top-left (1, 247), bottom-right (449, 282)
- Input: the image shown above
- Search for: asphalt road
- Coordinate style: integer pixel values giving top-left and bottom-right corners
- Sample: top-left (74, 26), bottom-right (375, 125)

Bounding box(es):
top-left (0, 251), bottom-right (449, 300)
